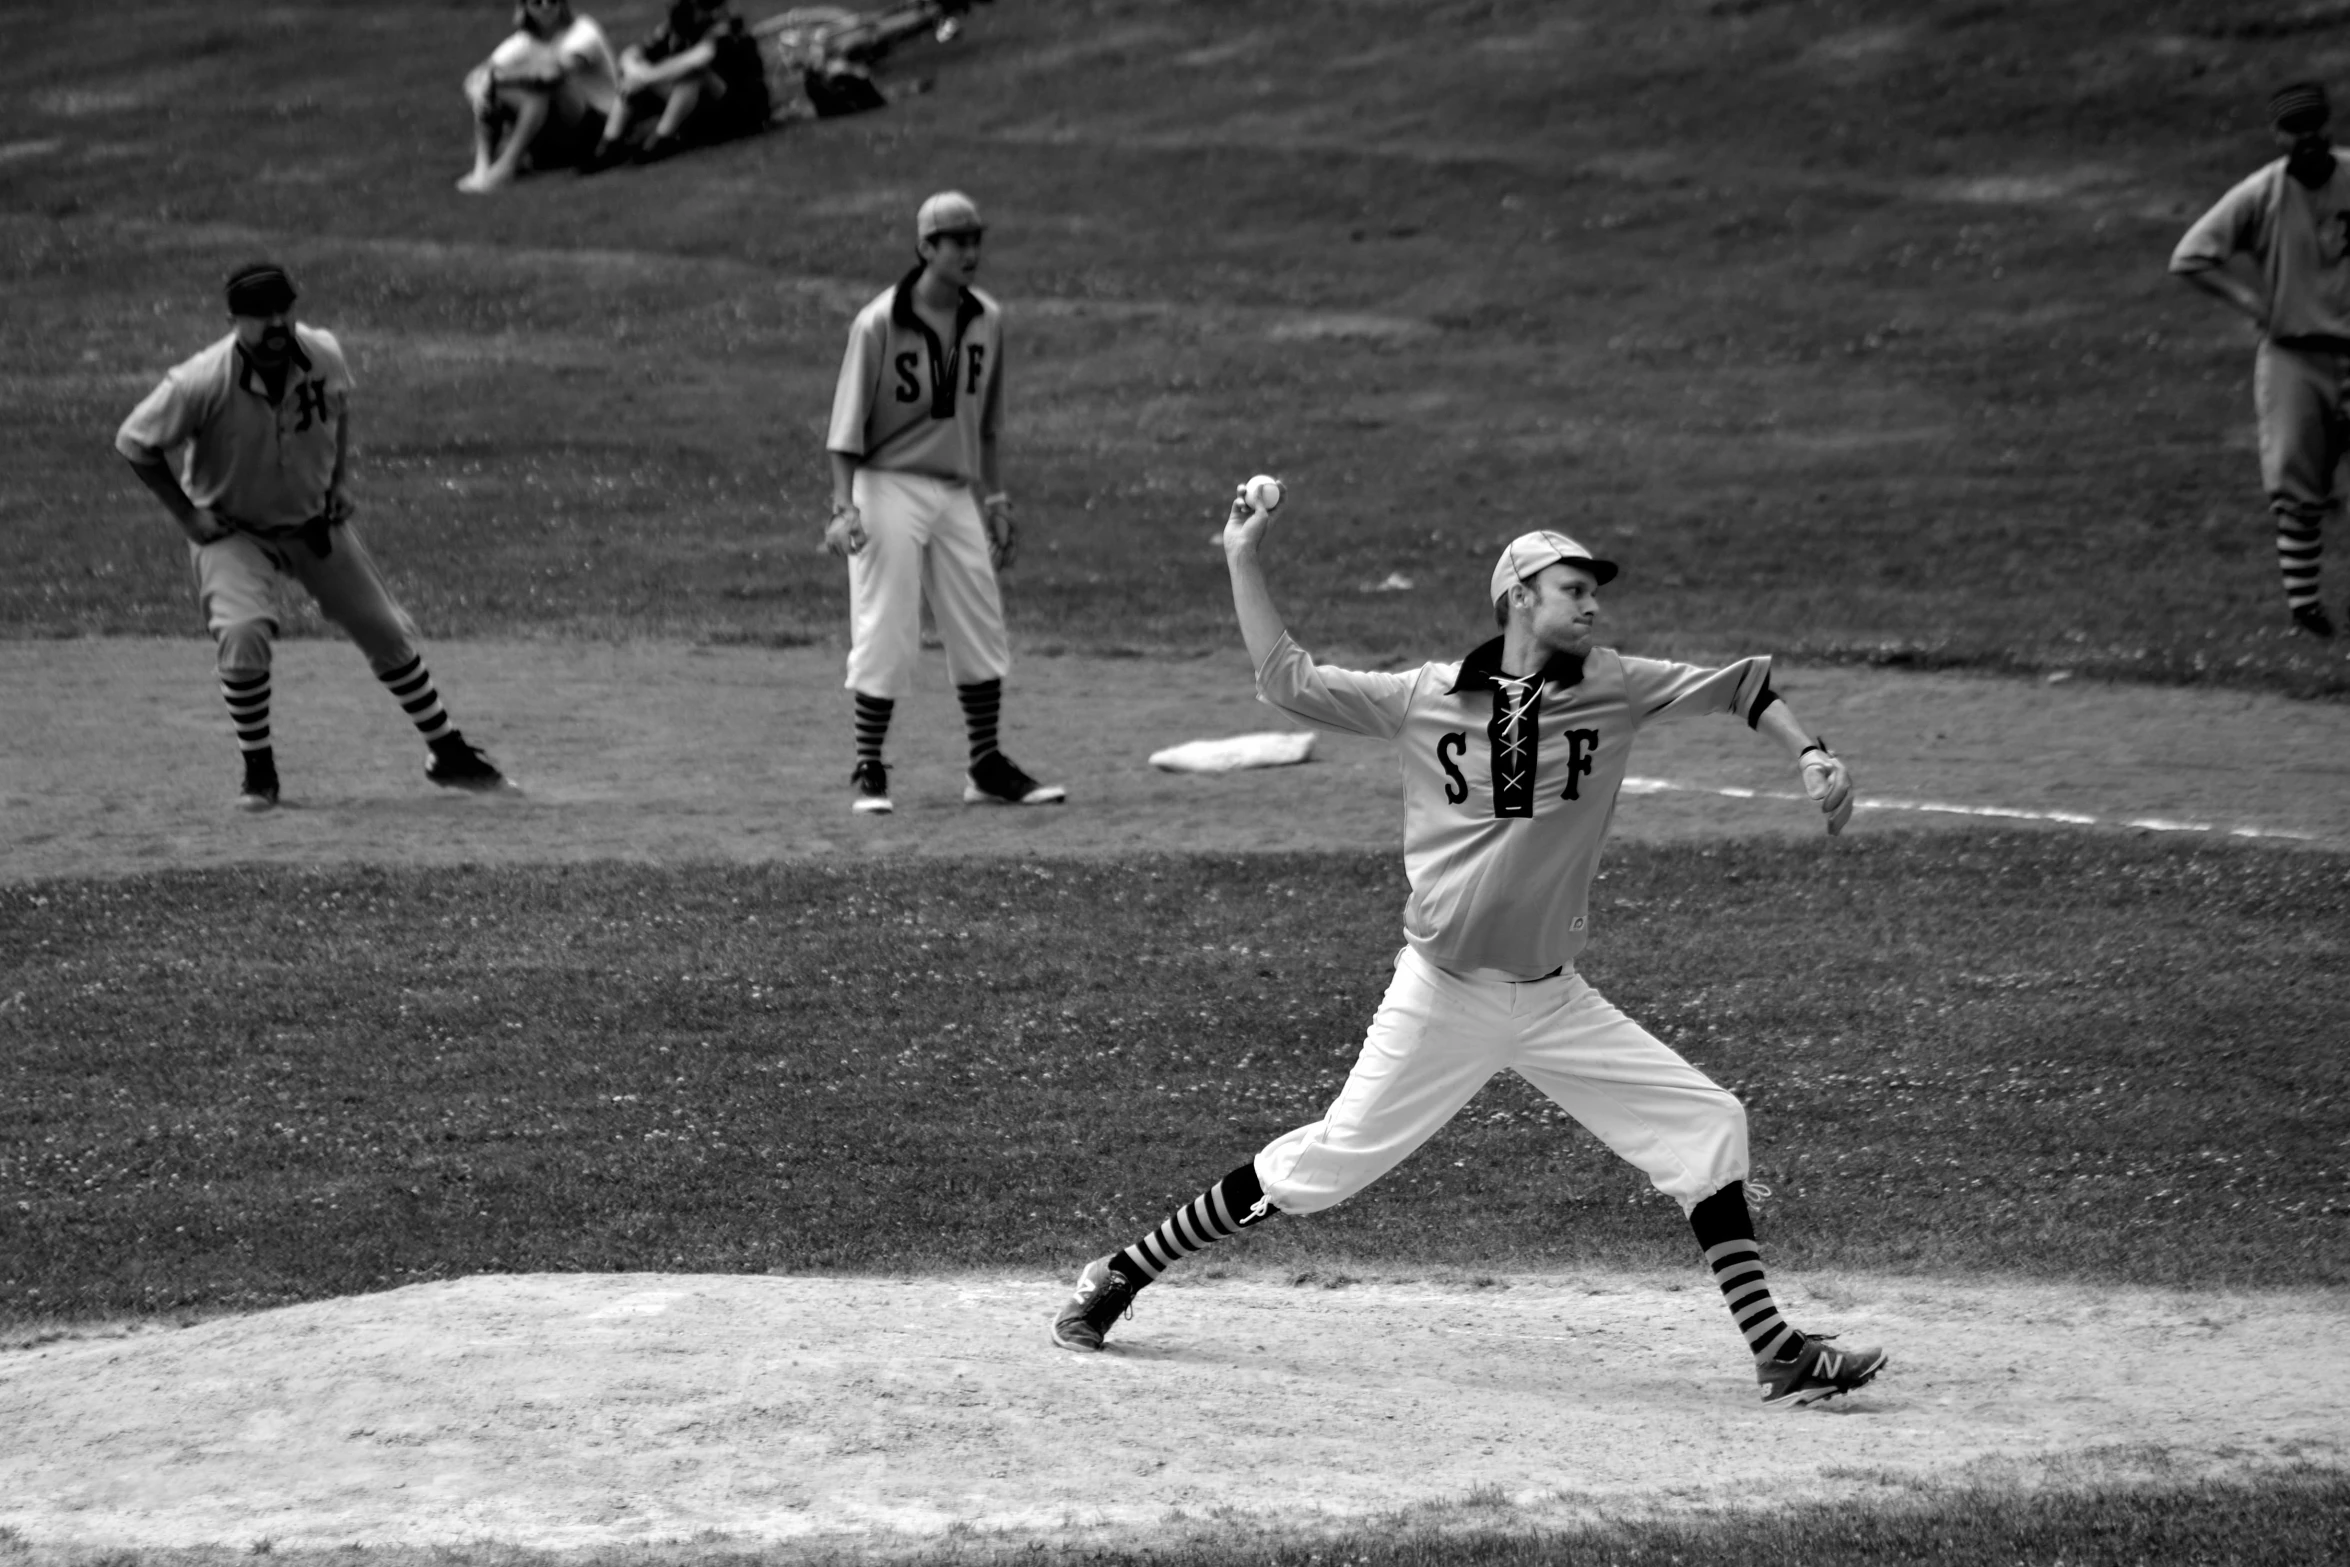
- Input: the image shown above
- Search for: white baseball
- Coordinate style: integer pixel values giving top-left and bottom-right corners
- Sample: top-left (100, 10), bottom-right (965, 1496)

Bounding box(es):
top-left (1244, 474), bottom-right (1285, 514)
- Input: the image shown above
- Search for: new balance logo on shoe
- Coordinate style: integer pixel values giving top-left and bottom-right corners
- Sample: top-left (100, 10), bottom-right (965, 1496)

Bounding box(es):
top-left (1757, 1334), bottom-right (1887, 1410)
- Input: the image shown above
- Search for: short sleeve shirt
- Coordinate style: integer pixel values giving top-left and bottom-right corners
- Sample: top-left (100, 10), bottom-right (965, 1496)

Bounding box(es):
top-left (1255, 633), bottom-right (1775, 978)
top-left (826, 268), bottom-right (1005, 485)
top-left (114, 327), bottom-right (353, 533)
top-left (490, 17), bottom-right (620, 112)
top-left (2172, 152), bottom-right (2350, 344)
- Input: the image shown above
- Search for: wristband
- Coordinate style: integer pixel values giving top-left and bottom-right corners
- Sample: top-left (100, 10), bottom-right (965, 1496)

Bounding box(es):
top-left (1800, 736), bottom-right (1831, 757)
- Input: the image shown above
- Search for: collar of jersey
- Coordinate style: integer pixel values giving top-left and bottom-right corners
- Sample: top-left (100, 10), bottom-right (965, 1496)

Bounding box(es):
top-left (889, 264), bottom-right (985, 339)
top-left (233, 336), bottom-right (314, 397)
top-left (1446, 635), bottom-right (1585, 695)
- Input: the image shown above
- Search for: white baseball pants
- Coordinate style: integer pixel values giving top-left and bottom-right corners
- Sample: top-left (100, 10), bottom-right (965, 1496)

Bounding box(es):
top-left (843, 469), bottom-right (1011, 700)
top-left (1254, 947), bottom-right (1749, 1216)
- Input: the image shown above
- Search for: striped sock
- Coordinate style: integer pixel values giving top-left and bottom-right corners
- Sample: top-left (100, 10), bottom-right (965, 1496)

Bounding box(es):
top-left (956, 678), bottom-right (1002, 767)
top-left (220, 670), bottom-right (271, 752)
top-left (376, 654), bottom-right (453, 742)
top-left (1114, 1162), bottom-right (1279, 1286)
top-left (1689, 1180), bottom-right (1804, 1363)
top-left (2274, 508), bottom-right (2324, 611)
top-left (853, 691), bottom-right (894, 767)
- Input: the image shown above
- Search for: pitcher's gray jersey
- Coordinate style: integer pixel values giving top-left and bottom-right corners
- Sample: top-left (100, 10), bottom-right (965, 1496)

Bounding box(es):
top-left (1256, 631), bottom-right (1773, 978)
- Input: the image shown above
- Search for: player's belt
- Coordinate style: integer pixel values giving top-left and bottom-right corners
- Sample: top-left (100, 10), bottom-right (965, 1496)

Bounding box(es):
top-left (225, 510), bottom-right (341, 558)
top-left (1441, 962), bottom-right (1567, 985)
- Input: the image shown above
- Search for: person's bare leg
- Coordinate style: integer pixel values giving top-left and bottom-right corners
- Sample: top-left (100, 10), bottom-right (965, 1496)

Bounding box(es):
top-left (459, 86), bottom-right (549, 192)
top-left (461, 64), bottom-right (500, 185)
top-left (467, 112), bottom-right (499, 185)
top-left (652, 77), bottom-right (704, 139)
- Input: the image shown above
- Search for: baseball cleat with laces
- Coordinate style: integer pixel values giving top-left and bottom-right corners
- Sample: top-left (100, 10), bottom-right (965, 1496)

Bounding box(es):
top-left (964, 750), bottom-right (1066, 806)
top-left (1050, 1255), bottom-right (1138, 1351)
top-left (1757, 1334), bottom-right (1887, 1409)
top-left (425, 731), bottom-right (516, 793)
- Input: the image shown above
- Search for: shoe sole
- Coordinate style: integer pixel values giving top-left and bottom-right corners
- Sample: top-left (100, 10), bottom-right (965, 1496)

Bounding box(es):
top-left (963, 784), bottom-right (1068, 806)
top-left (238, 795), bottom-right (277, 813)
top-left (1048, 1322), bottom-right (1104, 1352)
top-left (852, 798), bottom-right (893, 814)
top-left (429, 776), bottom-right (521, 794)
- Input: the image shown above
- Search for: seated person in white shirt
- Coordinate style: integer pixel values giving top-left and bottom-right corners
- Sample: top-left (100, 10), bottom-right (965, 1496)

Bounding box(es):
top-left (459, 0), bottom-right (620, 193)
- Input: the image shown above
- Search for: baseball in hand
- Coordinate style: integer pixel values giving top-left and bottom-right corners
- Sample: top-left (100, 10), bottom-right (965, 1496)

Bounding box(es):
top-left (1244, 474), bottom-right (1285, 515)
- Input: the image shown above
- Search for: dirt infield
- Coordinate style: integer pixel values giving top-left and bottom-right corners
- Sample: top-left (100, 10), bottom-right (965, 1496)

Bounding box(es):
top-left (4, 637), bottom-right (2348, 882)
top-left (4, 639), bottom-right (2348, 1553)
top-left (3, 1271), bottom-right (2344, 1554)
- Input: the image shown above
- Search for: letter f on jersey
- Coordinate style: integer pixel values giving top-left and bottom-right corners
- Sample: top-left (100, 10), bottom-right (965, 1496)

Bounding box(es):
top-left (1559, 728), bottom-right (1599, 800)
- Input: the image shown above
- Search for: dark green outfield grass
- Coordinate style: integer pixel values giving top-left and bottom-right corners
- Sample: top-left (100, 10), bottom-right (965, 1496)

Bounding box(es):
top-left (5, 1), bottom-right (2350, 691)
top-left (4, 831), bottom-right (2344, 1324)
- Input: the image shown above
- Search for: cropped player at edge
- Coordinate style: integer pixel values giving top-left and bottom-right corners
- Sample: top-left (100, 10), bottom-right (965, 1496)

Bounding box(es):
top-left (1050, 484), bottom-right (1884, 1411)
top-left (2171, 80), bottom-right (2350, 639)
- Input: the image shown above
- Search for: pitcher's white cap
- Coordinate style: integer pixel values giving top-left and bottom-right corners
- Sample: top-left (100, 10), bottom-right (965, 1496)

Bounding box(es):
top-left (917, 190), bottom-right (985, 240)
top-left (1490, 531), bottom-right (1618, 602)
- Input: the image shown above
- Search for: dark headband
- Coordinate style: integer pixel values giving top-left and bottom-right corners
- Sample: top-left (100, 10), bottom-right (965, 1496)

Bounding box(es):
top-left (224, 262), bottom-right (297, 317)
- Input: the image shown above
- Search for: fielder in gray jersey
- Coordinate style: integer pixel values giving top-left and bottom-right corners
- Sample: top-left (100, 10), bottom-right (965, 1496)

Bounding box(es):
top-left (1049, 485), bottom-right (1886, 1410)
top-left (116, 262), bottom-right (513, 811)
top-left (823, 190), bottom-right (1064, 814)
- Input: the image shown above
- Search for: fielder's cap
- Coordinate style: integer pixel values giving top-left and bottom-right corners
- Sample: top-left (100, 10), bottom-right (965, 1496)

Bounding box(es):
top-left (916, 190), bottom-right (984, 240)
top-left (1490, 531), bottom-right (1618, 602)
top-left (224, 261), bottom-right (297, 317)
top-left (2272, 80), bottom-right (2331, 132)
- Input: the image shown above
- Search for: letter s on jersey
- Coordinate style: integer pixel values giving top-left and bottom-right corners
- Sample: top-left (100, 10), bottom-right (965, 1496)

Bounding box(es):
top-left (1437, 731), bottom-right (1469, 804)
top-left (894, 351), bottom-right (922, 403)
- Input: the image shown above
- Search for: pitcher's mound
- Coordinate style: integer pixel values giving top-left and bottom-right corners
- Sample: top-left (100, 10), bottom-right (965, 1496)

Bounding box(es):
top-left (2, 1271), bottom-right (2343, 1553)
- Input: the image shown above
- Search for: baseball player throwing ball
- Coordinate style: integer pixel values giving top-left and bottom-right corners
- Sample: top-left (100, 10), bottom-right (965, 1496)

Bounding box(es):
top-left (115, 262), bottom-right (513, 810)
top-left (2173, 80), bottom-right (2350, 639)
top-left (823, 190), bottom-right (1064, 814)
top-left (1050, 484), bottom-right (1884, 1410)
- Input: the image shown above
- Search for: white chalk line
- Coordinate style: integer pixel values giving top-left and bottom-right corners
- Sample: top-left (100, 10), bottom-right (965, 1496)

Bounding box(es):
top-left (1617, 778), bottom-right (2320, 843)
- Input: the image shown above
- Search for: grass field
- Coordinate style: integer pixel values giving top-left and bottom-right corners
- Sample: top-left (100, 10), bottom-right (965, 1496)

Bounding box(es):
top-left (5, 0), bottom-right (2350, 690)
top-left (7, 831), bottom-right (2345, 1324)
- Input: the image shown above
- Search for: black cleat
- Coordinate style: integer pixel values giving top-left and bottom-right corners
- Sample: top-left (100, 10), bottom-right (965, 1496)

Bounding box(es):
top-left (238, 749), bottom-right (280, 813)
top-left (1050, 1256), bottom-right (1139, 1351)
top-left (1757, 1334), bottom-right (1887, 1410)
top-left (425, 731), bottom-right (513, 793)
top-left (963, 750), bottom-right (1066, 806)
top-left (2290, 602), bottom-right (2335, 639)
top-left (851, 759), bottom-right (893, 815)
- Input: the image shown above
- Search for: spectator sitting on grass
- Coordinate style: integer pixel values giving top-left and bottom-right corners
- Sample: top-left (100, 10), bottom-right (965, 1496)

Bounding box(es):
top-left (459, 0), bottom-right (620, 193)
top-left (581, 0), bottom-right (772, 171)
